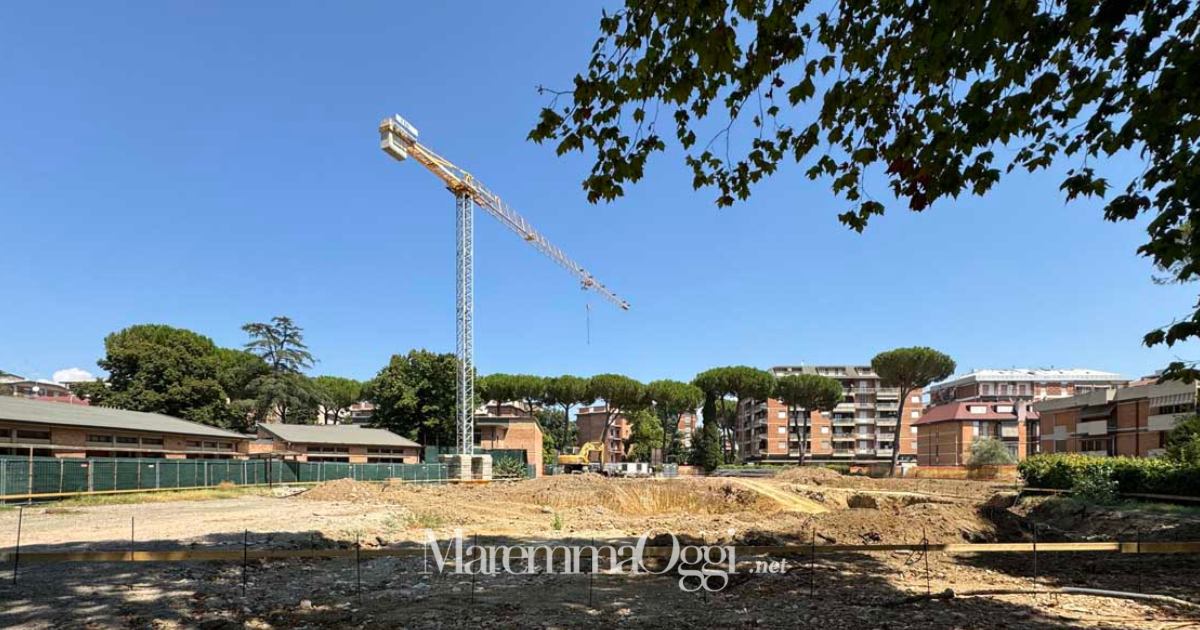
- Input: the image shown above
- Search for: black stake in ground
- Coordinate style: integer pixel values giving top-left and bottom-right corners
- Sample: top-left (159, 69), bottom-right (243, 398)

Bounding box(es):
top-left (11, 506), bottom-right (23, 585)
top-left (471, 533), bottom-right (480, 604)
top-left (1032, 523), bottom-right (1039, 604)
top-left (923, 526), bottom-right (931, 596)
top-left (809, 527), bottom-right (816, 598)
top-left (588, 537), bottom-right (595, 608)
top-left (130, 516), bottom-right (135, 561)
top-left (1136, 528), bottom-right (1143, 594)
top-left (356, 533), bottom-right (362, 603)
top-left (242, 530), bottom-right (248, 598)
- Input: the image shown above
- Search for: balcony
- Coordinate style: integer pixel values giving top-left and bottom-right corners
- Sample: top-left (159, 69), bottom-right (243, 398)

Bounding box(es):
top-left (877, 387), bottom-right (900, 399)
top-left (875, 417), bottom-right (897, 427)
top-left (855, 416), bottom-right (876, 424)
top-left (855, 401), bottom-right (876, 409)
top-left (832, 450), bottom-right (853, 457)
top-left (831, 435), bottom-right (855, 442)
top-left (831, 417), bottom-right (855, 427)
top-left (855, 448), bottom-right (876, 455)
top-left (833, 403), bottom-right (856, 414)
top-left (876, 449), bottom-right (894, 457)
top-left (876, 402), bottom-right (900, 412)
top-left (876, 433), bottom-right (895, 441)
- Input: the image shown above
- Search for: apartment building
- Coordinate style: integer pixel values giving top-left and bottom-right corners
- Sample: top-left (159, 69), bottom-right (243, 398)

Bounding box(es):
top-left (1033, 379), bottom-right (1197, 457)
top-left (929, 369), bottom-right (1127, 405)
top-left (576, 405), bottom-right (630, 462)
top-left (736, 365), bottom-right (920, 464)
top-left (677, 411), bottom-right (698, 447)
top-left (914, 400), bottom-right (1036, 466)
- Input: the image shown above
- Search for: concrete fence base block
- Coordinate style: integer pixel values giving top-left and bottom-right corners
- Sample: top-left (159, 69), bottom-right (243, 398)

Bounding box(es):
top-left (440, 454), bottom-right (492, 481)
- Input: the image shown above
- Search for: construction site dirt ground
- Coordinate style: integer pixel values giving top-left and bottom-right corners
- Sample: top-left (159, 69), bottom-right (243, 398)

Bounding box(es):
top-left (2, 472), bottom-right (1199, 628)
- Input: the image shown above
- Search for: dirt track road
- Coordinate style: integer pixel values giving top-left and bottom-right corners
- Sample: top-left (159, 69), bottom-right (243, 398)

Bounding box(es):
top-left (729, 478), bottom-right (828, 513)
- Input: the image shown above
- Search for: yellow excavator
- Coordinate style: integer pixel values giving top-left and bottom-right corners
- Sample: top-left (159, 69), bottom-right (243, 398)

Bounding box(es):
top-left (557, 442), bottom-right (603, 473)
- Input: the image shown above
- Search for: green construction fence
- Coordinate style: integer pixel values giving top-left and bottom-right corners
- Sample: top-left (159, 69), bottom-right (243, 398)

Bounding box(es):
top-left (0, 456), bottom-right (450, 499)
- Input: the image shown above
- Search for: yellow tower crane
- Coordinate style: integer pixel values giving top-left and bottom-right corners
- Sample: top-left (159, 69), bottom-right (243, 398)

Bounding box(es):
top-left (379, 115), bottom-right (630, 456)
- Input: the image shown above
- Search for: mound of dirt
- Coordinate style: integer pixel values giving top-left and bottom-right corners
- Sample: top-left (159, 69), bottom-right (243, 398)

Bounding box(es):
top-left (507, 476), bottom-right (770, 516)
top-left (298, 479), bottom-right (386, 503)
top-left (775, 466), bottom-right (844, 483)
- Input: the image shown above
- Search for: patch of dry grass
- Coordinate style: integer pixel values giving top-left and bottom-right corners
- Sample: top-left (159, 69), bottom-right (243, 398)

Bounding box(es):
top-left (53, 486), bottom-right (273, 507)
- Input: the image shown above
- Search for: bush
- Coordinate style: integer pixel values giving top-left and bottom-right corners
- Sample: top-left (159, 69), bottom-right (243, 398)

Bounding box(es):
top-left (493, 457), bottom-right (528, 479)
top-left (967, 437), bottom-right (1016, 467)
top-left (1018, 453), bottom-right (1200, 498)
top-left (1071, 466), bottom-right (1119, 504)
top-left (1165, 415), bottom-right (1200, 464)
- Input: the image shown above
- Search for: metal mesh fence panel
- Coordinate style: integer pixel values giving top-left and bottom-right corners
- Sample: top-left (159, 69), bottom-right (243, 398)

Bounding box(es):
top-left (0, 456), bottom-right (452, 498)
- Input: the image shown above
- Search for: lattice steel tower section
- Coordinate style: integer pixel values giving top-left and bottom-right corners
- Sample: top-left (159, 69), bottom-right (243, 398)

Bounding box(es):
top-left (379, 115), bottom-right (630, 456)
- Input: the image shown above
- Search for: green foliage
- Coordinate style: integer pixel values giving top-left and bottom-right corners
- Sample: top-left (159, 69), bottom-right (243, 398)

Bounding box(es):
top-left (626, 409), bottom-right (665, 462)
top-left (773, 373), bottom-right (843, 464)
top-left (967, 437), bottom-right (1017, 467)
top-left (1072, 468), bottom-right (1120, 505)
top-left (668, 429), bottom-right (692, 465)
top-left (588, 374), bottom-right (646, 411)
top-left (691, 366), bottom-right (773, 462)
top-left (531, 1), bottom-right (1200, 373)
top-left (537, 408), bottom-right (571, 460)
top-left (242, 316), bottom-right (317, 424)
top-left (551, 512), bottom-right (564, 531)
top-left (493, 456), bottom-right (528, 479)
top-left (692, 419), bottom-right (724, 473)
top-left (242, 316), bottom-right (314, 374)
top-left (74, 324), bottom-right (232, 427)
top-left (311, 376), bottom-right (363, 424)
top-left (367, 350), bottom-right (461, 447)
top-left (646, 378), bottom-right (704, 451)
top-left (872, 347), bottom-right (956, 475)
top-left (544, 375), bottom-right (591, 451)
top-left (1019, 453), bottom-right (1200, 498)
top-left (477, 373), bottom-right (518, 409)
top-left (1165, 415), bottom-right (1200, 464)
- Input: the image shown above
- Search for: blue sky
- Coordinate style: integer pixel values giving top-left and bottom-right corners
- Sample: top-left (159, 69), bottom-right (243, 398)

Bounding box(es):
top-left (1, 2), bottom-right (1195, 385)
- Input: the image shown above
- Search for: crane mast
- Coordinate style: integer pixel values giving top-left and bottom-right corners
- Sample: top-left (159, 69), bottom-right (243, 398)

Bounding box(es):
top-left (379, 115), bottom-right (629, 456)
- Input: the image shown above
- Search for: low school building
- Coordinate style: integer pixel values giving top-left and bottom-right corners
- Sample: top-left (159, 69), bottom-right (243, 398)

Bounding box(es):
top-left (254, 423), bottom-right (421, 464)
top-left (0, 396), bottom-right (250, 459)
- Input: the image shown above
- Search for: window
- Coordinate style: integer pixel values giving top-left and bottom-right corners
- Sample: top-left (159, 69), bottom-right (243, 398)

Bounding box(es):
top-left (116, 436), bottom-right (139, 445)
top-left (910, 426), bottom-right (918, 434)
top-left (186, 440), bottom-right (203, 448)
top-left (910, 396), bottom-right (921, 404)
top-left (983, 383), bottom-right (994, 396)
top-left (777, 442), bottom-right (786, 450)
top-left (16, 429), bottom-right (50, 441)
top-left (910, 411), bottom-right (920, 418)
top-left (777, 426), bottom-right (785, 434)
top-left (141, 437), bottom-right (163, 446)
top-left (87, 434), bottom-right (113, 443)
top-left (0, 428), bottom-right (10, 439)
top-left (820, 427), bottom-right (829, 434)
top-left (203, 441), bottom-right (218, 449)
top-left (968, 405), bottom-right (987, 414)
top-left (776, 411), bottom-right (786, 419)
